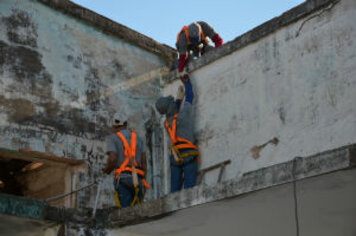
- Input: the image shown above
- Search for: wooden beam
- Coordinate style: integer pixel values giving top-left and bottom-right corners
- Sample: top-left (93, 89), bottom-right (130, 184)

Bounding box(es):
top-left (19, 149), bottom-right (85, 166)
top-left (0, 147), bottom-right (85, 166)
top-left (199, 160), bottom-right (231, 173)
top-left (198, 160), bottom-right (231, 184)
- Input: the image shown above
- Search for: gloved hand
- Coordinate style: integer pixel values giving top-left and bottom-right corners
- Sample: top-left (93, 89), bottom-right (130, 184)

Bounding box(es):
top-left (212, 33), bottom-right (223, 48)
top-left (176, 85), bottom-right (185, 100)
top-left (179, 68), bottom-right (189, 83)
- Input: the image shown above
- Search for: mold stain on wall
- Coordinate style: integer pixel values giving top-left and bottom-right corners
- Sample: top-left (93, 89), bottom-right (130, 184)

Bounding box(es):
top-left (0, 0), bottom-right (168, 208)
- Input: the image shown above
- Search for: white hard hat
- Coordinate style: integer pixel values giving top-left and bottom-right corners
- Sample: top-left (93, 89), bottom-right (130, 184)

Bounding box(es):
top-left (112, 112), bottom-right (126, 126)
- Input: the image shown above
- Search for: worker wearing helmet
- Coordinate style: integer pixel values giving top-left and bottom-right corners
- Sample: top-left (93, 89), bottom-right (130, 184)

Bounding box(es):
top-left (155, 75), bottom-right (199, 192)
top-left (102, 113), bottom-right (149, 208)
top-left (176, 21), bottom-right (223, 78)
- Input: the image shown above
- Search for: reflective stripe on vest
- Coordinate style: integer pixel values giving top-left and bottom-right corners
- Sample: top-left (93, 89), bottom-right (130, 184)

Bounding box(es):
top-left (165, 114), bottom-right (199, 163)
top-left (114, 130), bottom-right (150, 188)
top-left (176, 23), bottom-right (206, 46)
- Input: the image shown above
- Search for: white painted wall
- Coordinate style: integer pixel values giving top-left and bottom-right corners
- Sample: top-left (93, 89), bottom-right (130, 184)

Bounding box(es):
top-left (163, 0), bottom-right (356, 186)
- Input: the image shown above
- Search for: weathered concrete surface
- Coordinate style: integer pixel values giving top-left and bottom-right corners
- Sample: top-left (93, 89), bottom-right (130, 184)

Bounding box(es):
top-left (115, 184), bottom-right (296, 236)
top-left (112, 169), bottom-right (356, 236)
top-left (0, 193), bottom-right (105, 235)
top-left (0, 0), bottom-right (355, 234)
top-left (163, 0), bottom-right (341, 84)
top-left (36, 0), bottom-right (176, 62)
top-left (162, 0), bottom-right (356, 187)
top-left (0, 144), bottom-right (354, 235)
top-left (103, 143), bottom-right (356, 228)
top-left (0, 193), bottom-right (48, 219)
top-left (0, 214), bottom-right (60, 236)
top-left (22, 143), bottom-right (355, 228)
top-left (297, 169), bottom-right (356, 236)
top-left (0, 0), bottom-right (168, 207)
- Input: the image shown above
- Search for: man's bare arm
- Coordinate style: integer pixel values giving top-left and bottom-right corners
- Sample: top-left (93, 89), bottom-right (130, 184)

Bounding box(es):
top-left (102, 151), bottom-right (117, 174)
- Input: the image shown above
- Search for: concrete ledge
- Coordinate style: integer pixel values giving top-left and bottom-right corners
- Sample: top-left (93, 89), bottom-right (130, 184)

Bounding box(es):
top-left (35, 0), bottom-right (177, 62)
top-left (105, 143), bottom-right (356, 228)
top-left (163, 0), bottom-right (340, 84)
top-left (0, 194), bottom-right (48, 219)
top-left (1, 143), bottom-right (355, 228)
top-left (43, 206), bottom-right (90, 224)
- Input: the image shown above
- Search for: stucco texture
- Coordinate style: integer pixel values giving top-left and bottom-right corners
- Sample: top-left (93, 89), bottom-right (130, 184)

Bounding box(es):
top-left (163, 0), bottom-right (356, 186)
top-left (0, 0), bottom-right (167, 207)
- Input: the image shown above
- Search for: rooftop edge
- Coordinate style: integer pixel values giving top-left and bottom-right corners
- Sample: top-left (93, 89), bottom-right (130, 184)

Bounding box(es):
top-left (35, 0), bottom-right (177, 63)
top-left (163, 0), bottom-right (340, 84)
top-left (2, 143), bottom-right (351, 228)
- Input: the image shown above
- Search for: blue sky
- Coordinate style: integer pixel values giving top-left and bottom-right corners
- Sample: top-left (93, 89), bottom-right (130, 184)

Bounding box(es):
top-left (71, 0), bottom-right (305, 48)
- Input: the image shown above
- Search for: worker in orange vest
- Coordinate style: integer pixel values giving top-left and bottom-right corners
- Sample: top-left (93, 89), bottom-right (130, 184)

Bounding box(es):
top-left (102, 113), bottom-right (149, 208)
top-left (176, 21), bottom-right (223, 79)
top-left (155, 75), bottom-right (199, 192)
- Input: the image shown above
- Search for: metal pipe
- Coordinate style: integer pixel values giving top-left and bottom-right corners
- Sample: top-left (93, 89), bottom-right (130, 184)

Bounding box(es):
top-left (46, 182), bottom-right (97, 202)
top-left (91, 181), bottom-right (102, 218)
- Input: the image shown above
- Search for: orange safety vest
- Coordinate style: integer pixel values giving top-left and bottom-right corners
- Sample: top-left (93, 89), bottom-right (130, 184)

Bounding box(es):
top-left (114, 130), bottom-right (150, 188)
top-left (165, 114), bottom-right (200, 164)
top-left (176, 24), bottom-right (207, 45)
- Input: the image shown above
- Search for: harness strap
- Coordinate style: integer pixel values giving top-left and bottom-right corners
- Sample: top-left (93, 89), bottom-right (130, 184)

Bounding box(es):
top-left (196, 22), bottom-right (205, 40)
top-left (114, 130), bottom-right (150, 189)
top-left (115, 187), bottom-right (142, 209)
top-left (165, 114), bottom-right (200, 164)
top-left (116, 131), bottom-right (137, 165)
top-left (114, 167), bottom-right (150, 188)
top-left (130, 186), bottom-right (141, 207)
top-left (115, 190), bottom-right (121, 208)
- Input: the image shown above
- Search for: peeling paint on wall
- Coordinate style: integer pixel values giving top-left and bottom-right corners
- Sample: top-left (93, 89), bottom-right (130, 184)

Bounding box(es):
top-left (0, 0), bottom-right (168, 208)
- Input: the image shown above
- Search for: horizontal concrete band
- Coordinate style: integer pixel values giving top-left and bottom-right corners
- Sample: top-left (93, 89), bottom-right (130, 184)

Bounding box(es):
top-left (163, 0), bottom-right (340, 84)
top-left (104, 143), bottom-right (356, 228)
top-left (0, 194), bottom-right (47, 219)
top-left (1, 143), bottom-right (353, 227)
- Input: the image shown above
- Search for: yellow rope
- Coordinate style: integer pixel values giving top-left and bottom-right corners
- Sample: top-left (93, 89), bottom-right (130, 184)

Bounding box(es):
top-left (130, 186), bottom-right (140, 207)
top-left (115, 191), bottom-right (121, 208)
top-left (172, 145), bottom-right (199, 163)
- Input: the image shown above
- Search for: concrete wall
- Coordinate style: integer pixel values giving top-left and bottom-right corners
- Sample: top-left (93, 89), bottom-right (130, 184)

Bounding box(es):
top-left (0, 0), bottom-right (169, 207)
top-left (116, 169), bottom-right (356, 236)
top-left (1, 143), bottom-right (354, 235)
top-left (1, 164), bottom-right (355, 236)
top-left (162, 0), bottom-right (356, 187)
top-left (1, 0), bottom-right (355, 235)
top-left (0, 214), bottom-right (60, 236)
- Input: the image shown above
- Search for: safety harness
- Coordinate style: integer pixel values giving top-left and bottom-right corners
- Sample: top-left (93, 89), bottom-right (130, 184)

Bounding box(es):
top-left (165, 114), bottom-right (200, 164)
top-left (114, 130), bottom-right (150, 207)
top-left (176, 23), bottom-right (208, 45)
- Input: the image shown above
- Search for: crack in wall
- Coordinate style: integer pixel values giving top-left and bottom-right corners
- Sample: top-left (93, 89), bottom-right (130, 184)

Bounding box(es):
top-left (295, 0), bottom-right (340, 37)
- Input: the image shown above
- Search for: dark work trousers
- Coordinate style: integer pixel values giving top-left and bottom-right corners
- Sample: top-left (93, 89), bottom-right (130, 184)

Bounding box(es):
top-left (170, 155), bottom-right (198, 193)
top-left (115, 175), bottom-right (144, 208)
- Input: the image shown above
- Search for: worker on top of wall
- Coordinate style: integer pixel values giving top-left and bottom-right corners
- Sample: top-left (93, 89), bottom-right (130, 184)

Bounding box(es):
top-left (102, 113), bottom-right (150, 208)
top-left (155, 75), bottom-right (200, 192)
top-left (176, 21), bottom-right (223, 78)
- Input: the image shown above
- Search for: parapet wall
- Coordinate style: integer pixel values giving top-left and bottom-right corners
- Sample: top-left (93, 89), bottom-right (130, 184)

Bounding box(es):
top-left (162, 0), bottom-right (356, 187)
